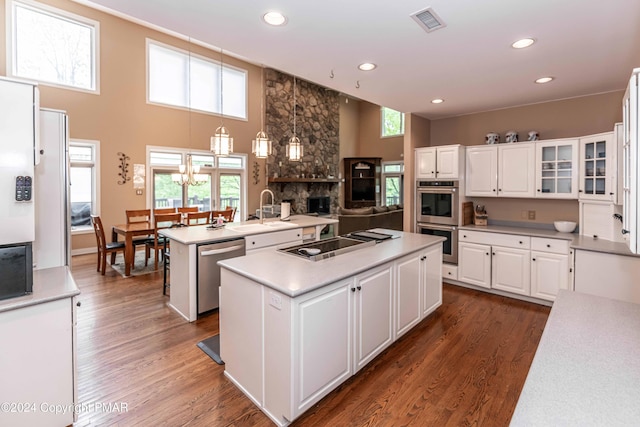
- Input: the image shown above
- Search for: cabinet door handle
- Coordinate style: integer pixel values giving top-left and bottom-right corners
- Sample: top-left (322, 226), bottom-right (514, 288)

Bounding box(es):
top-left (532, 258), bottom-right (536, 261)
top-left (493, 189), bottom-right (496, 192)
top-left (570, 268), bottom-right (573, 273)
top-left (622, 229), bottom-right (630, 235)
top-left (610, 192), bottom-right (614, 195)
top-left (519, 241), bottom-right (523, 244)
top-left (537, 189), bottom-right (541, 192)
top-left (547, 244), bottom-right (551, 248)
top-left (486, 252), bottom-right (489, 256)
top-left (492, 252), bottom-right (495, 255)
top-left (498, 188), bottom-right (502, 192)
top-left (357, 285), bottom-right (362, 291)
top-left (351, 287), bottom-right (356, 292)
top-left (463, 235), bottom-right (467, 238)
top-left (578, 189), bottom-right (583, 193)
top-left (76, 301), bottom-right (81, 307)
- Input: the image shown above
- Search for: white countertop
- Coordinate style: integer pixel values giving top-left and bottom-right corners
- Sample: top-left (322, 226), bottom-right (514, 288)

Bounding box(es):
top-left (0, 266), bottom-right (80, 313)
top-left (511, 290), bottom-right (640, 426)
top-left (159, 214), bottom-right (337, 245)
top-left (459, 224), bottom-right (640, 257)
top-left (218, 230), bottom-right (445, 297)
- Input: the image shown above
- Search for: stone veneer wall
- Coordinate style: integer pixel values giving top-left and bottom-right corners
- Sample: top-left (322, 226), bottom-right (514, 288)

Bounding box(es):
top-left (265, 69), bottom-right (340, 214)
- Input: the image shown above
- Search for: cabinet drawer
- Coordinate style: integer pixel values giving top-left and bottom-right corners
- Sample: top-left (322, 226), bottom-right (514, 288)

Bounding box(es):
top-left (246, 229), bottom-right (302, 250)
top-left (442, 264), bottom-right (458, 281)
top-left (531, 237), bottom-right (570, 254)
top-left (459, 230), bottom-right (530, 249)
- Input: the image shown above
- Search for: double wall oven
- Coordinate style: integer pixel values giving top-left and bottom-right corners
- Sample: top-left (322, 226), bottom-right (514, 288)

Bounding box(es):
top-left (416, 180), bottom-right (459, 264)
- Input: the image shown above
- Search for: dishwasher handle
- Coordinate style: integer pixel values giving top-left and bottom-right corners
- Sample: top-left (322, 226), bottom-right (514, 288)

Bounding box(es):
top-left (200, 244), bottom-right (245, 256)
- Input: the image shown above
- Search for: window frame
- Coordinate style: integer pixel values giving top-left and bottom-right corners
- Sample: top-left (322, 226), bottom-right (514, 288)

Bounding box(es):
top-left (380, 107), bottom-right (405, 138)
top-left (6, 0), bottom-right (100, 94)
top-left (69, 139), bottom-right (100, 234)
top-left (146, 38), bottom-right (248, 121)
top-left (381, 160), bottom-right (404, 206)
top-left (146, 146), bottom-right (247, 221)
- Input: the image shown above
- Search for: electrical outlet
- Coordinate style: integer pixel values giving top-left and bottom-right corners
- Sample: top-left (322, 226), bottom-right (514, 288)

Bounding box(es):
top-left (269, 292), bottom-right (282, 310)
top-left (528, 210), bottom-right (536, 220)
top-left (136, 189), bottom-right (143, 195)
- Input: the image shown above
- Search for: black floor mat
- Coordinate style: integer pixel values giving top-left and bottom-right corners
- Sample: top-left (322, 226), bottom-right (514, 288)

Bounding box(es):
top-left (197, 334), bottom-right (224, 365)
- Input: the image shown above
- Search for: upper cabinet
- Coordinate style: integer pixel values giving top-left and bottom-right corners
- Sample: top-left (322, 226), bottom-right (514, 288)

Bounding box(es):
top-left (534, 139), bottom-right (578, 199)
top-left (415, 145), bottom-right (464, 180)
top-left (578, 132), bottom-right (615, 202)
top-left (465, 143), bottom-right (535, 198)
top-left (344, 157), bottom-right (381, 208)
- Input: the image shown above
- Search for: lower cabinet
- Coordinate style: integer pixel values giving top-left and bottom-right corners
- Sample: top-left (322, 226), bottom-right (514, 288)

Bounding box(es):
top-left (458, 230), bottom-right (571, 302)
top-left (222, 245), bottom-right (443, 426)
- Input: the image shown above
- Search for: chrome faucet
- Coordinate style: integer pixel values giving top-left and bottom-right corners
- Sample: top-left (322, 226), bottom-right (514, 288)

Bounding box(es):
top-left (259, 188), bottom-right (275, 224)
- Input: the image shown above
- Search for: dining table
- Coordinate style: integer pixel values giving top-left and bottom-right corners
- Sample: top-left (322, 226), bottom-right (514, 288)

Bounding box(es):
top-left (112, 222), bottom-right (156, 276)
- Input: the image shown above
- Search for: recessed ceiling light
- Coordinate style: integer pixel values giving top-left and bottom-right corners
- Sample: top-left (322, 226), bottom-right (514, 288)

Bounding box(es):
top-left (535, 76), bottom-right (554, 84)
top-left (511, 38), bottom-right (535, 49)
top-left (431, 98), bottom-right (444, 104)
top-left (262, 11), bottom-right (287, 26)
top-left (358, 63), bottom-right (377, 71)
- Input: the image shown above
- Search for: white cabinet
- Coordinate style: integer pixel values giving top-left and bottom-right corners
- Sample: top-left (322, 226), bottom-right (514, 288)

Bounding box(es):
top-left (395, 246), bottom-right (443, 339)
top-left (245, 228), bottom-right (303, 252)
top-left (416, 145), bottom-right (463, 180)
top-left (535, 139), bottom-right (578, 198)
top-left (578, 132), bottom-right (615, 201)
top-left (574, 249), bottom-right (640, 304)
top-left (465, 146), bottom-right (497, 197)
top-left (622, 68), bottom-right (639, 254)
top-left (465, 143), bottom-right (535, 198)
top-left (491, 246), bottom-right (530, 296)
top-left (0, 297), bottom-right (76, 427)
top-left (458, 230), bottom-right (572, 302)
top-left (579, 200), bottom-right (622, 241)
top-left (458, 241), bottom-right (491, 288)
top-left (422, 244), bottom-right (443, 317)
top-left (352, 265), bottom-right (394, 372)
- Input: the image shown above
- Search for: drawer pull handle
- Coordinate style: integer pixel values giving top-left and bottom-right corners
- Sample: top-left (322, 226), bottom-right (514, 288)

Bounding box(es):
top-left (532, 258), bottom-right (536, 261)
top-left (448, 272), bottom-right (452, 275)
top-left (547, 244), bottom-right (551, 248)
top-left (463, 235), bottom-right (467, 238)
top-left (492, 189), bottom-right (496, 192)
top-left (519, 241), bottom-right (523, 244)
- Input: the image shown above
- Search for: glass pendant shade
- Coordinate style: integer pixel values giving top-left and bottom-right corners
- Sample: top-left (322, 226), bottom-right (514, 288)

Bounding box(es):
top-left (210, 125), bottom-right (234, 157)
top-left (252, 131), bottom-right (272, 158)
top-left (286, 135), bottom-right (303, 161)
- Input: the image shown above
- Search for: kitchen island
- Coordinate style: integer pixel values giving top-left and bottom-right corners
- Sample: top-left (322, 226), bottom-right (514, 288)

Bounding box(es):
top-left (218, 230), bottom-right (445, 426)
top-left (511, 290), bottom-right (640, 426)
top-left (159, 215), bottom-right (337, 321)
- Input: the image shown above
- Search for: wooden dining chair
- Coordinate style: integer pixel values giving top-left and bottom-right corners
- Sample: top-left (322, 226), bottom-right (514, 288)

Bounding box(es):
top-left (91, 215), bottom-right (126, 275)
top-left (177, 206), bottom-right (199, 214)
top-left (212, 208), bottom-right (234, 222)
top-left (145, 212), bottom-right (181, 270)
top-left (186, 211), bottom-right (211, 225)
top-left (154, 207), bottom-right (176, 215)
top-left (225, 206), bottom-right (237, 222)
top-left (124, 208), bottom-right (154, 250)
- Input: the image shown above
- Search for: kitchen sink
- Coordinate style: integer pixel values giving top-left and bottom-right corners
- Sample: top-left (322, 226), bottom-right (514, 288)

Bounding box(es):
top-left (227, 221), bottom-right (298, 233)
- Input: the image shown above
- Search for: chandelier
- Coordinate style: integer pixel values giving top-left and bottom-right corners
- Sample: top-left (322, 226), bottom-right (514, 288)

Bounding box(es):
top-left (286, 75), bottom-right (303, 161)
top-left (211, 48), bottom-right (234, 156)
top-left (252, 66), bottom-right (272, 158)
top-left (172, 154), bottom-right (207, 186)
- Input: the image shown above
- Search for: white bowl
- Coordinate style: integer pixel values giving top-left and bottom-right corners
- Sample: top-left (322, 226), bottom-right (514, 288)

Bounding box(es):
top-left (554, 221), bottom-right (576, 233)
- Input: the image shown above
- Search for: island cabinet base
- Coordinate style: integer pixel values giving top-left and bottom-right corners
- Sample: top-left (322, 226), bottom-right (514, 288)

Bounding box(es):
top-left (220, 244), bottom-right (443, 426)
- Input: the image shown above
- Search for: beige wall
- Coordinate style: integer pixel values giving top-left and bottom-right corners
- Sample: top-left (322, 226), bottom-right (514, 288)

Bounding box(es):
top-left (357, 101), bottom-right (404, 161)
top-left (430, 91), bottom-right (624, 147)
top-left (339, 96), bottom-right (360, 207)
top-left (404, 114), bottom-right (431, 231)
top-left (0, 0), bottom-right (266, 252)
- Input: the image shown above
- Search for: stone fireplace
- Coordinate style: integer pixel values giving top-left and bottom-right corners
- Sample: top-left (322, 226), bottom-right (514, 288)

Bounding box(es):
top-left (265, 69), bottom-right (340, 214)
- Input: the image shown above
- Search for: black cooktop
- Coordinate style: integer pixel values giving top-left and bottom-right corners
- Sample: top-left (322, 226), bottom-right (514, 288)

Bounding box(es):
top-left (278, 230), bottom-right (395, 261)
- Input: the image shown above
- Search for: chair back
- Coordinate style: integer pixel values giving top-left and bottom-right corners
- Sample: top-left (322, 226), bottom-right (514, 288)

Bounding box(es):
top-left (177, 207), bottom-right (199, 214)
top-left (90, 215), bottom-right (107, 250)
top-left (186, 211), bottom-right (211, 225)
top-left (154, 207), bottom-right (176, 215)
top-left (225, 206), bottom-right (237, 222)
top-left (126, 209), bottom-right (151, 224)
top-left (212, 208), bottom-right (234, 222)
top-left (155, 213), bottom-right (182, 230)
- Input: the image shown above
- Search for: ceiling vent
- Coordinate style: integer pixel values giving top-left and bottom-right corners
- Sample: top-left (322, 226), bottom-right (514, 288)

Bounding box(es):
top-left (411, 7), bottom-right (446, 33)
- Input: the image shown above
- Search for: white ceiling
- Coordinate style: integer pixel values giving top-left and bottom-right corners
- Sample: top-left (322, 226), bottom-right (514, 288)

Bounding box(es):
top-left (77, 0), bottom-right (640, 120)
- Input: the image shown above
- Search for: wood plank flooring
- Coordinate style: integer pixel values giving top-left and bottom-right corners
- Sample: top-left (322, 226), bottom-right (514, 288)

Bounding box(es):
top-left (70, 253), bottom-right (550, 426)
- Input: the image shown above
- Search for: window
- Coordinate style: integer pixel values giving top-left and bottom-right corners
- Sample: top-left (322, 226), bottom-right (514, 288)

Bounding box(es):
top-left (69, 140), bottom-right (100, 232)
top-left (147, 40), bottom-right (247, 120)
top-left (382, 161), bottom-right (404, 206)
top-left (9, 0), bottom-right (99, 92)
top-left (381, 107), bottom-right (405, 137)
top-left (148, 147), bottom-right (247, 222)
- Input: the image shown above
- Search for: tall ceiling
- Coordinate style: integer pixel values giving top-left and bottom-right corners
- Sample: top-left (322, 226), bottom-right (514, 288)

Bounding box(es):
top-left (76, 0), bottom-right (640, 120)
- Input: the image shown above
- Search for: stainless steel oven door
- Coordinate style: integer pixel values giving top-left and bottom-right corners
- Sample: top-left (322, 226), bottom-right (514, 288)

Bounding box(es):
top-left (416, 223), bottom-right (458, 264)
top-left (416, 187), bottom-right (458, 225)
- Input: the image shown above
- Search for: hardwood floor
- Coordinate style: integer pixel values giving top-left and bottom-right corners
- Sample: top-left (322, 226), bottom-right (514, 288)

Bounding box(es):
top-left (71, 253), bottom-right (550, 426)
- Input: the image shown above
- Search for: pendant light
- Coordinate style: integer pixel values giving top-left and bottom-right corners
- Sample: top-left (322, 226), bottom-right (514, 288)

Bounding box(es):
top-left (211, 48), bottom-right (233, 156)
top-left (286, 75), bottom-right (303, 162)
top-left (252, 66), bottom-right (272, 158)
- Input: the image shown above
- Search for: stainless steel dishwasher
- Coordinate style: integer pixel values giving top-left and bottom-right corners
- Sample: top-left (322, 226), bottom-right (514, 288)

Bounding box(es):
top-left (197, 238), bottom-right (246, 314)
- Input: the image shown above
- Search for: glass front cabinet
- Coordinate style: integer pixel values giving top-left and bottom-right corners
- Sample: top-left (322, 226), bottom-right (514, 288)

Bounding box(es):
top-left (578, 132), bottom-right (615, 201)
top-left (535, 139), bottom-right (578, 198)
